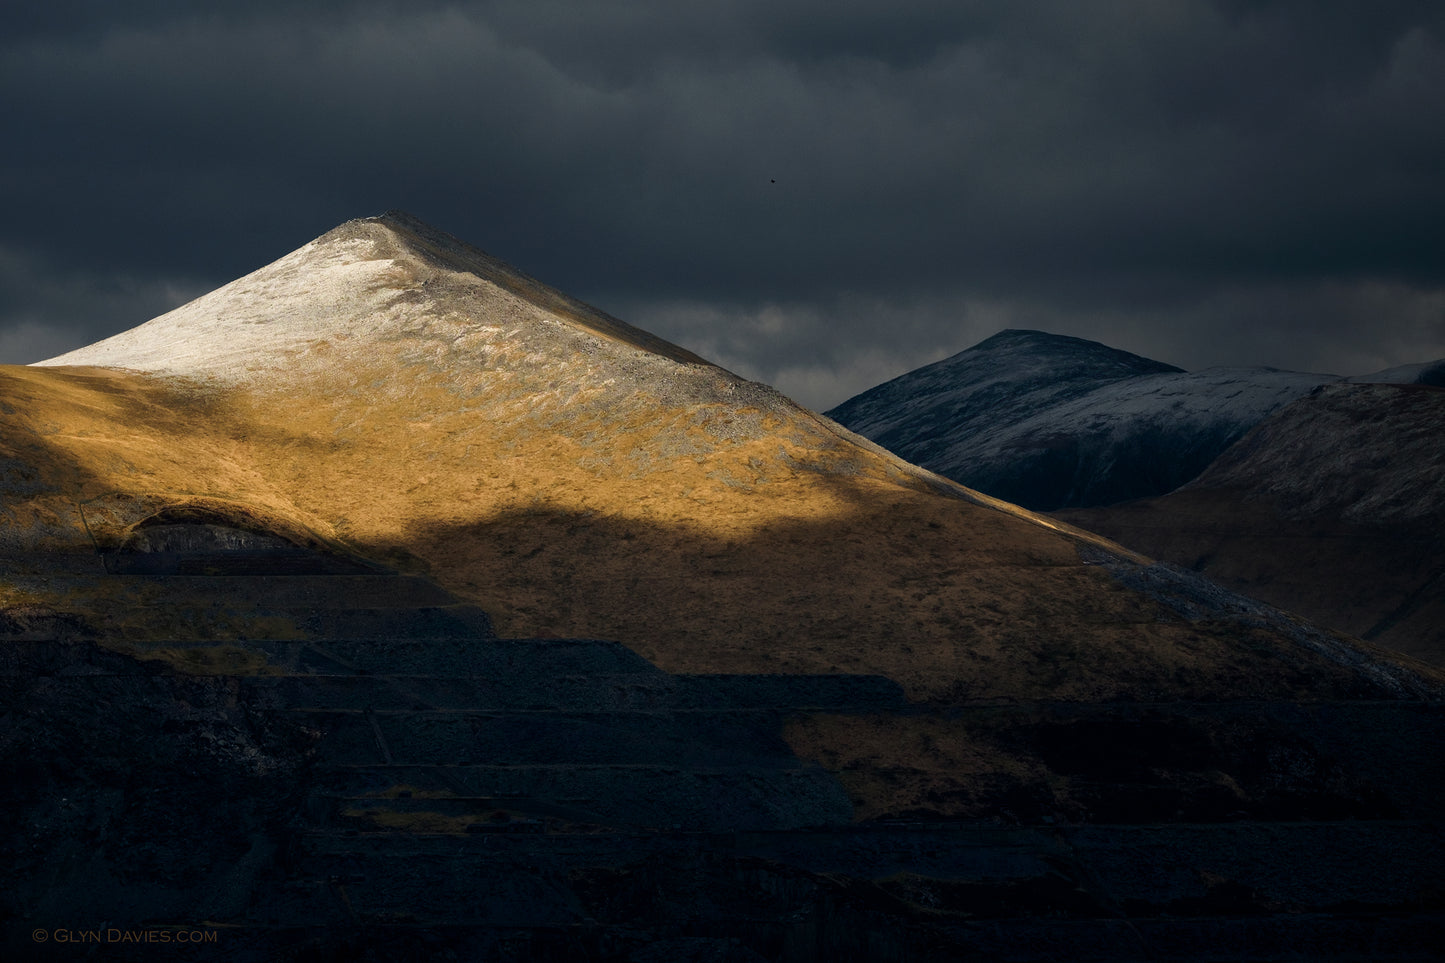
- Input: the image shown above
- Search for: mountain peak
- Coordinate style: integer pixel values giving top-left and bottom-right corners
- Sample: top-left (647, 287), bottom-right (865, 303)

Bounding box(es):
top-left (966, 328), bottom-right (1185, 373)
top-left (827, 329), bottom-right (1324, 510)
top-left (975, 327), bottom-right (1106, 347)
top-left (364, 211), bottom-right (708, 365)
top-left (827, 327), bottom-right (1183, 433)
top-left (32, 211), bottom-right (1087, 534)
top-left (36, 211), bottom-right (708, 382)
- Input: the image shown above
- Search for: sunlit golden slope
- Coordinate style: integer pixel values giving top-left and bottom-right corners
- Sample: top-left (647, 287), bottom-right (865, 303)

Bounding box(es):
top-left (12, 213), bottom-right (1436, 705)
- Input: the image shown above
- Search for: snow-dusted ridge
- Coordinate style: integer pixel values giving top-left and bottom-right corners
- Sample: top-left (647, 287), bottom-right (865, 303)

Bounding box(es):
top-left (1347, 358), bottom-right (1445, 387)
top-left (35, 211), bottom-right (711, 385)
top-left (831, 326), bottom-right (1445, 512)
top-left (37, 221), bottom-right (404, 380)
top-left (827, 329), bottom-right (1350, 510)
top-left (9, 214), bottom-right (1441, 708)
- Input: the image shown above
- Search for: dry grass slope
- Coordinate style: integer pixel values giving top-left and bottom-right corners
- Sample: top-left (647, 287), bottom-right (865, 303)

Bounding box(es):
top-left (8, 214), bottom-right (1441, 714)
top-left (6, 359), bottom-right (1421, 706)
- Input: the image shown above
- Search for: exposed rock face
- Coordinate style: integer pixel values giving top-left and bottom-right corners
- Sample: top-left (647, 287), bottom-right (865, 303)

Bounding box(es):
top-left (1058, 382), bottom-right (1445, 666)
top-left (4, 215), bottom-right (1443, 959)
top-left (826, 329), bottom-right (1330, 510)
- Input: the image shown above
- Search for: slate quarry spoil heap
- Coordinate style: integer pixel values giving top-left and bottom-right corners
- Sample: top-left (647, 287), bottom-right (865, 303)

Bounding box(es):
top-left (3, 213), bottom-right (1443, 961)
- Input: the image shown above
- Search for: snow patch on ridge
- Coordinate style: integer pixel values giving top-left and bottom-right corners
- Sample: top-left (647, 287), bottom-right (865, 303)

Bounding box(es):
top-left (32, 214), bottom-right (714, 393)
top-left (34, 235), bottom-right (409, 383)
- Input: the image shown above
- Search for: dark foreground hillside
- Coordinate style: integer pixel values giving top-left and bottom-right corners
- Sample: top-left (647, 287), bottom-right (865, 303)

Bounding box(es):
top-left (4, 529), bottom-right (1442, 962)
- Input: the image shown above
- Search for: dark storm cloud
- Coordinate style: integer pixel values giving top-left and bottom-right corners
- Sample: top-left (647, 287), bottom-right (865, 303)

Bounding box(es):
top-left (0, 244), bottom-right (209, 362)
top-left (2, 0), bottom-right (1442, 409)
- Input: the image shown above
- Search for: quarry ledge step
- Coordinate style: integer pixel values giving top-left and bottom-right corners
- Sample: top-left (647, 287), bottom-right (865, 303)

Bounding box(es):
top-left (313, 762), bottom-right (832, 772)
top-left (299, 812), bottom-right (1445, 833)
top-left (271, 699), bottom-right (1445, 713)
top-left (299, 813), bottom-right (1444, 831)
top-left (275, 706), bottom-right (845, 717)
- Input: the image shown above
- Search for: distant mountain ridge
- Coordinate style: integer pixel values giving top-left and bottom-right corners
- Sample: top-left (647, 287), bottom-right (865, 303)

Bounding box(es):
top-left (827, 329), bottom-right (1334, 510)
top-left (1349, 358), bottom-right (1445, 387)
top-left (831, 326), bottom-right (1445, 665)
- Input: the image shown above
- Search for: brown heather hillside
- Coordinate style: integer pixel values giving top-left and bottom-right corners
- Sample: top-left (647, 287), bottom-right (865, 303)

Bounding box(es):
top-left (10, 214), bottom-right (1434, 708)
top-left (7, 358), bottom-right (1381, 706)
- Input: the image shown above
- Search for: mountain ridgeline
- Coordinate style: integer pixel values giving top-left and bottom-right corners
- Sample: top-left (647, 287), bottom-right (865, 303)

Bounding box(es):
top-left (826, 329), bottom-right (1333, 511)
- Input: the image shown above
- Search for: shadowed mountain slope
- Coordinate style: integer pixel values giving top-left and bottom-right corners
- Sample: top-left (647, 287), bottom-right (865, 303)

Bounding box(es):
top-left (8, 539), bottom-right (1442, 961)
top-left (1058, 382), bottom-right (1445, 667)
top-left (826, 330), bottom-right (1330, 510)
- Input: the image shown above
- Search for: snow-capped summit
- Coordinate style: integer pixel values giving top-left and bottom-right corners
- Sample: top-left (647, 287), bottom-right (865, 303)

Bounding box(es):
top-left (828, 330), bottom-right (1332, 510)
top-left (828, 329), bottom-right (1182, 444)
top-left (38, 210), bottom-right (711, 385)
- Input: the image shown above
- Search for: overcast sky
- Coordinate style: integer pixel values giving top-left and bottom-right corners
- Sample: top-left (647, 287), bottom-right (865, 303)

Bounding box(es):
top-left (3, 0), bottom-right (1443, 410)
